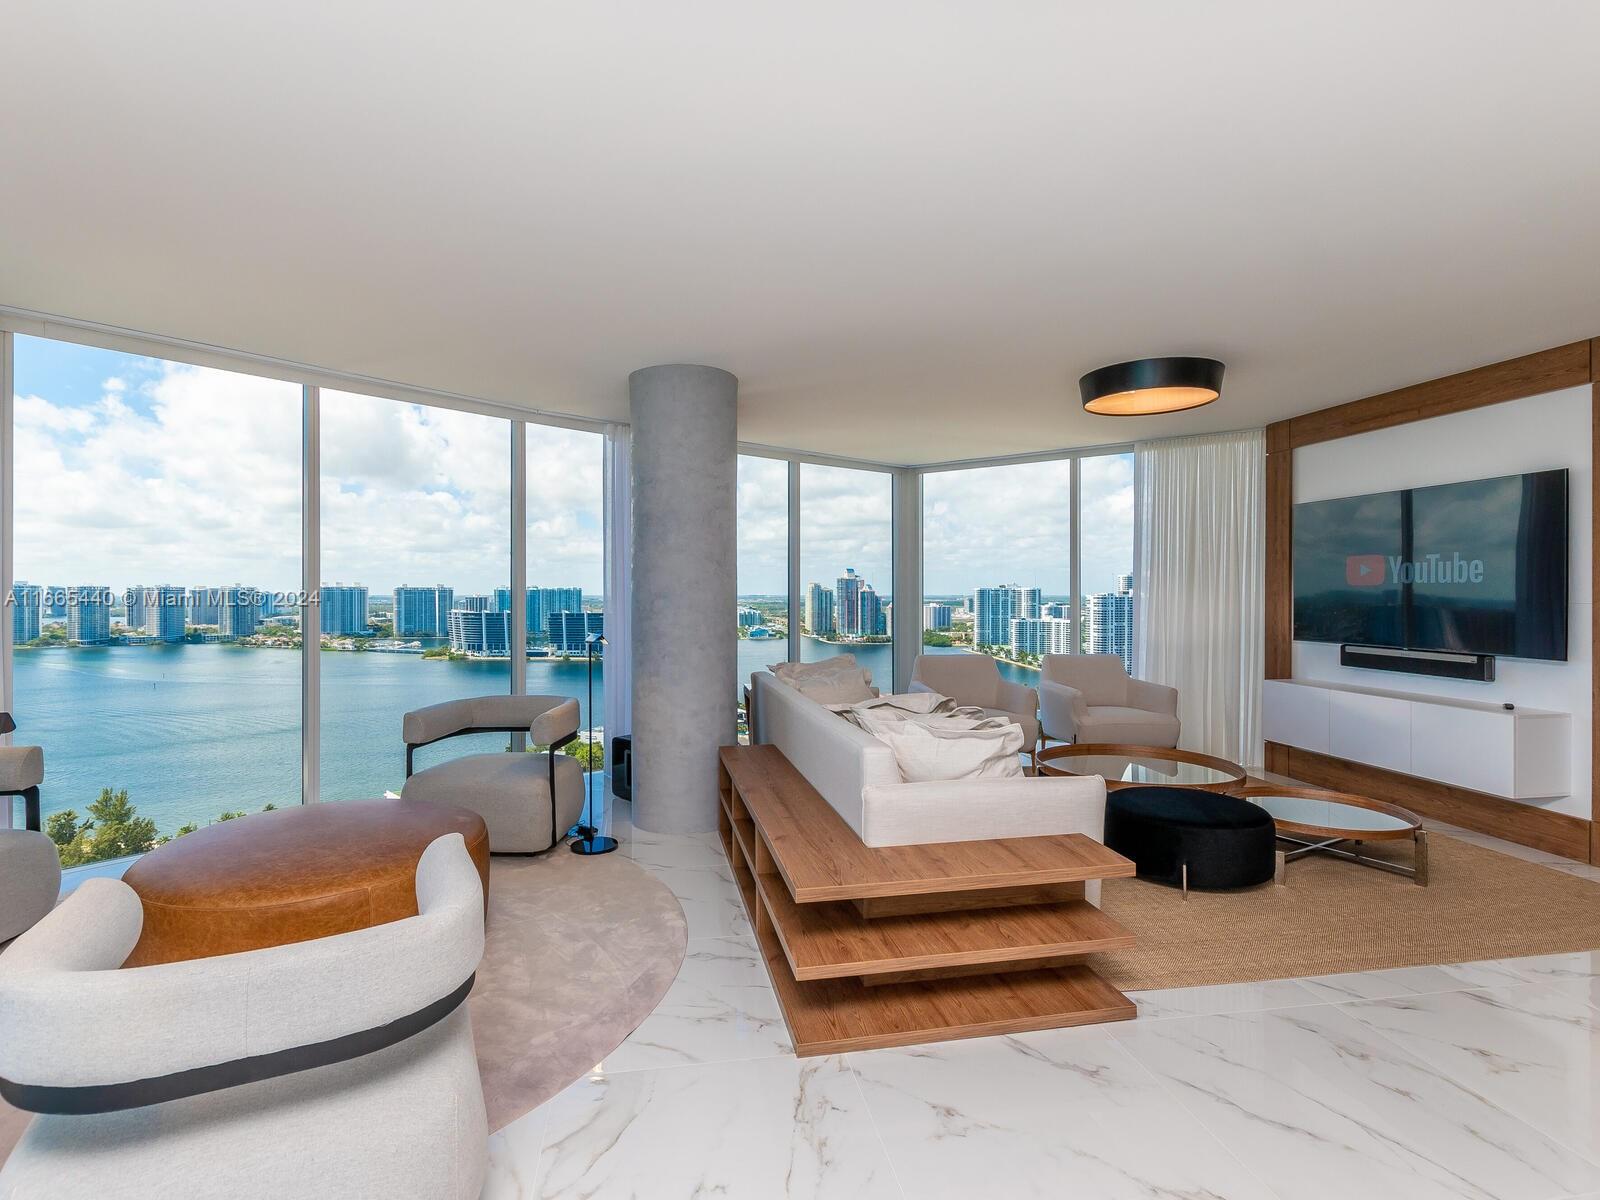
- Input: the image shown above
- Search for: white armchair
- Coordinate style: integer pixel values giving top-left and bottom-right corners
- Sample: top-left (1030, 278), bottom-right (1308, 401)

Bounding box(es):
top-left (1039, 654), bottom-right (1180, 748)
top-left (0, 833), bottom-right (488, 1199)
top-left (908, 654), bottom-right (1040, 764)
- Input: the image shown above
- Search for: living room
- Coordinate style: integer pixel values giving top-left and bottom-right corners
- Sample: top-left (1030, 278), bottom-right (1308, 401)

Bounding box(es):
top-left (2, 4), bottom-right (1599, 1199)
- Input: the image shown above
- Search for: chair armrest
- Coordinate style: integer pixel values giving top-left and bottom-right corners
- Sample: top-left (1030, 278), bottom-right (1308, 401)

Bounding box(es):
top-left (530, 698), bottom-right (580, 745)
top-left (1038, 680), bottom-right (1087, 742)
top-left (995, 679), bottom-right (1038, 721)
top-left (1127, 677), bottom-right (1179, 716)
top-left (0, 835), bottom-right (484, 1095)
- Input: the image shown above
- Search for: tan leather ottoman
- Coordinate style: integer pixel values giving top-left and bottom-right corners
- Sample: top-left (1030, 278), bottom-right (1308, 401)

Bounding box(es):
top-left (120, 798), bottom-right (490, 967)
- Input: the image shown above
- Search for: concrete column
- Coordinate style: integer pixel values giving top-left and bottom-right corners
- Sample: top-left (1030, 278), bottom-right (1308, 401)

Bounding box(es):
top-left (630, 365), bottom-right (738, 833)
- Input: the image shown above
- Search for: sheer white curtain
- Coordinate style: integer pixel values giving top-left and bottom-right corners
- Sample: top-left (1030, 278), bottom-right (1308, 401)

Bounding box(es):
top-left (1134, 429), bottom-right (1265, 766)
top-left (603, 424), bottom-right (632, 758)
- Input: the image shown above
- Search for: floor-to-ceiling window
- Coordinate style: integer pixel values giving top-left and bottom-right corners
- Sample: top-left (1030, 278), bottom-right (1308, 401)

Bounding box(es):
top-left (921, 460), bottom-right (1072, 675)
top-left (525, 424), bottom-right (605, 768)
top-left (11, 335), bottom-right (302, 861)
top-left (798, 463), bottom-right (893, 688)
top-left (736, 454), bottom-right (790, 737)
top-left (318, 390), bottom-right (512, 798)
top-left (1078, 451), bottom-right (1136, 670)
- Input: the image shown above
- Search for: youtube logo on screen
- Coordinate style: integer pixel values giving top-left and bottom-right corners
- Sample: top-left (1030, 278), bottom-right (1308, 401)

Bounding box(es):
top-left (1346, 555), bottom-right (1386, 586)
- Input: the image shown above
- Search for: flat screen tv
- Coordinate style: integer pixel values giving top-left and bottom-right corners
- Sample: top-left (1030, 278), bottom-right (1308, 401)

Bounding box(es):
top-left (1292, 469), bottom-right (1568, 661)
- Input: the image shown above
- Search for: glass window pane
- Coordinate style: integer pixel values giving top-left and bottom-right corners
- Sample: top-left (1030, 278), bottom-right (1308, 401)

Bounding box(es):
top-left (319, 391), bottom-right (511, 799)
top-left (736, 455), bottom-right (790, 736)
top-left (1079, 452), bottom-right (1136, 670)
top-left (524, 425), bottom-right (605, 773)
top-left (798, 463), bottom-right (892, 687)
top-left (921, 460), bottom-right (1070, 679)
top-left (12, 335), bottom-right (302, 861)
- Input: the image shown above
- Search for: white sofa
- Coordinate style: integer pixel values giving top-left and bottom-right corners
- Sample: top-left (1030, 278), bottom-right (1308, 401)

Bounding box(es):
top-left (750, 671), bottom-right (1108, 902)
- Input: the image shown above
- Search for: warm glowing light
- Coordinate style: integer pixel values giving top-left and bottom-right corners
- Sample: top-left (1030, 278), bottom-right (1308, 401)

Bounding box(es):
top-left (1082, 385), bottom-right (1219, 416)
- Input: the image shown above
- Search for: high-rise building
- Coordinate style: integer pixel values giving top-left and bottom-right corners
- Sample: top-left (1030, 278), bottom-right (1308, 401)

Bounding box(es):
top-left (188, 585), bottom-right (222, 625)
top-left (804, 583), bottom-right (835, 635)
top-left (448, 599), bottom-right (511, 656)
top-left (860, 585), bottom-right (886, 637)
top-left (394, 585), bottom-right (454, 636)
top-left (1087, 574), bottom-right (1135, 673)
top-left (737, 606), bottom-right (762, 628)
top-left (1009, 616), bottom-right (1074, 656)
top-left (43, 587), bottom-right (66, 619)
top-left (67, 586), bottom-right (112, 645)
top-left (126, 585), bottom-right (186, 642)
top-left (1043, 601), bottom-right (1072, 619)
top-left (496, 587), bottom-right (586, 638)
top-left (923, 602), bottom-right (953, 630)
top-left (972, 585), bottom-right (1040, 648)
top-left (320, 584), bottom-right (369, 637)
top-left (11, 582), bottom-right (41, 645)
top-left (218, 586), bottom-right (261, 640)
top-left (834, 569), bottom-right (865, 635)
top-left (547, 610), bottom-right (604, 655)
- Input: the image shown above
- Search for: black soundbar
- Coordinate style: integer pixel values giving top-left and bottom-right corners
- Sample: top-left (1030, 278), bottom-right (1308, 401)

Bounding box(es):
top-left (1339, 644), bottom-right (1495, 682)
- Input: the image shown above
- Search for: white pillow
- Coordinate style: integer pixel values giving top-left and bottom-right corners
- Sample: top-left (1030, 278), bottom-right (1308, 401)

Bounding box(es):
top-left (770, 655), bottom-right (872, 686)
top-left (788, 666), bottom-right (876, 705)
top-left (861, 717), bottom-right (1024, 782)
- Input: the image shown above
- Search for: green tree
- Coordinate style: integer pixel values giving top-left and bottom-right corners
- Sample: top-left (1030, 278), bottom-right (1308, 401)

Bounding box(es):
top-left (81, 788), bottom-right (159, 863)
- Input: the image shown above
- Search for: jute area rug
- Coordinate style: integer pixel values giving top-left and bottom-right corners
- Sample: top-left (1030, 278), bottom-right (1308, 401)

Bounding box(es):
top-left (0, 848), bottom-right (687, 1164)
top-left (1093, 831), bottom-right (1600, 992)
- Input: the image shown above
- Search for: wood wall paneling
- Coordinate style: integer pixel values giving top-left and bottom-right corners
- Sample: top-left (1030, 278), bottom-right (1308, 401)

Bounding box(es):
top-left (1286, 342), bottom-right (1591, 449)
top-left (1270, 743), bottom-right (1592, 861)
top-left (1267, 337), bottom-right (1600, 860)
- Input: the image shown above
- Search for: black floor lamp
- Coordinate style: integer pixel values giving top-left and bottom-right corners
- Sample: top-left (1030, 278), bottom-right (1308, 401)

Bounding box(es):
top-left (571, 631), bottom-right (618, 855)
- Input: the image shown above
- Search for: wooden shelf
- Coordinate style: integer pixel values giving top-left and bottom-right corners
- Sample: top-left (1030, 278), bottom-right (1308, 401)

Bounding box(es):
top-left (724, 745), bottom-right (1135, 902)
top-left (718, 744), bottom-right (1138, 1055)
top-left (756, 870), bottom-right (1133, 981)
top-left (750, 912), bottom-right (1134, 1055)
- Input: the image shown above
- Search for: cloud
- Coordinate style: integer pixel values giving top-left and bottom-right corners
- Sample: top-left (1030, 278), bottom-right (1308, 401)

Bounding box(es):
top-left (12, 359), bottom-right (604, 598)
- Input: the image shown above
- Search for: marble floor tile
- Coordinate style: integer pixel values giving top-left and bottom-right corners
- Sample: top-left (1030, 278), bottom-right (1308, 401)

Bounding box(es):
top-left (528, 1055), bottom-right (903, 1199)
top-left (1341, 983), bottom-right (1600, 1162)
top-left (1125, 977), bottom-right (1322, 1020)
top-left (850, 1027), bottom-right (1278, 1200)
top-left (1301, 958), bottom-right (1532, 1003)
top-left (596, 935), bottom-right (791, 1073)
top-left (481, 1106), bottom-right (549, 1200)
top-left (635, 857), bottom-right (752, 941)
top-left (1502, 950), bottom-right (1600, 984)
top-left (1112, 1002), bottom-right (1600, 1200)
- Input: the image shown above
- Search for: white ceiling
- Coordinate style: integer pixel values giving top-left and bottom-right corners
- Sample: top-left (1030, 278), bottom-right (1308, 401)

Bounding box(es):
top-left (4, 1), bottom-right (1599, 465)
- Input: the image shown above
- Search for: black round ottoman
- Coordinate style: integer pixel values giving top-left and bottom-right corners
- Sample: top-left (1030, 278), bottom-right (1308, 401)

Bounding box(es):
top-left (1105, 786), bottom-right (1277, 892)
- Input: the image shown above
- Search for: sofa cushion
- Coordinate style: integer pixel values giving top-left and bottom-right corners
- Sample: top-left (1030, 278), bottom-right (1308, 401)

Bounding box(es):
top-left (770, 654), bottom-right (870, 686)
top-left (982, 706), bottom-right (1039, 749)
top-left (1077, 706), bottom-right (1181, 747)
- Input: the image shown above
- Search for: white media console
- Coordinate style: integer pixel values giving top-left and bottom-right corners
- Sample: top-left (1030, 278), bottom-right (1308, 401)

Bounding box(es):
top-left (1262, 678), bottom-right (1571, 800)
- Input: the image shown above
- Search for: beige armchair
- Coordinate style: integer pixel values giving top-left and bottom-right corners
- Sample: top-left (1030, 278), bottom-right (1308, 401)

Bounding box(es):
top-left (401, 695), bottom-right (584, 853)
top-left (908, 654), bottom-right (1040, 764)
top-left (1039, 654), bottom-right (1180, 748)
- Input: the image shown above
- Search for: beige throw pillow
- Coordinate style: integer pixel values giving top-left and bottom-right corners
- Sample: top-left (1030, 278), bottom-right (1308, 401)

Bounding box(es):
top-left (770, 654), bottom-right (874, 704)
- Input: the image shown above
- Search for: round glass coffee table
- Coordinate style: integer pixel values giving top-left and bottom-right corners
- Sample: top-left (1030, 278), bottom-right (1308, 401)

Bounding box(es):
top-left (1035, 743), bottom-right (1247, 794)
top-left (1230, 785), bottom-right (1428, 886)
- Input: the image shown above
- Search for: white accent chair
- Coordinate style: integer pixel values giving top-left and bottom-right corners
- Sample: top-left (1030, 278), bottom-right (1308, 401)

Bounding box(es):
top-left (0, 833), bottom-right (488, 1200)
top-left (401, 695), bottom-right (583, 853)
top-left (909, 654), bottom-right (1040, 764)
top-left (1038, 654), bottom-right (1180, 748)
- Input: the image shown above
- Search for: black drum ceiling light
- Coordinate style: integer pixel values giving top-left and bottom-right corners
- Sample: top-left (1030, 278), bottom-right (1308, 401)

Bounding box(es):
top-left (1079, 356), bottom-right (1225, 416)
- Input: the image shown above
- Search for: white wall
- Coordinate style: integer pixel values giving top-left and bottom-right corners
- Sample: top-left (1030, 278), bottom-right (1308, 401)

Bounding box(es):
top-left (1292, 385), bottom-right (1592, 820)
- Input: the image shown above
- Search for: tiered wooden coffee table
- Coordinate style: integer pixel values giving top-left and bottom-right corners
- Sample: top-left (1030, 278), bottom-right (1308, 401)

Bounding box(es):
top-left (718, 745), bottom-right (1138, 1056)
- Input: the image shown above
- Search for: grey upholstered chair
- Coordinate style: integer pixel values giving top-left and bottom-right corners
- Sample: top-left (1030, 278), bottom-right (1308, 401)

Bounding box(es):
top-left (400, 694), bottom-right (583, 853)
top-left (0, 712), bottom-right (44, 833)
top-left (0, 715), bottom-right (55, 945)
top-left (908, 654), bottom-right (1040, 764)
top-left (0, 833), bottom-right (488, 1200)
top-left (1038, 654), bottom-right (1180, 748)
